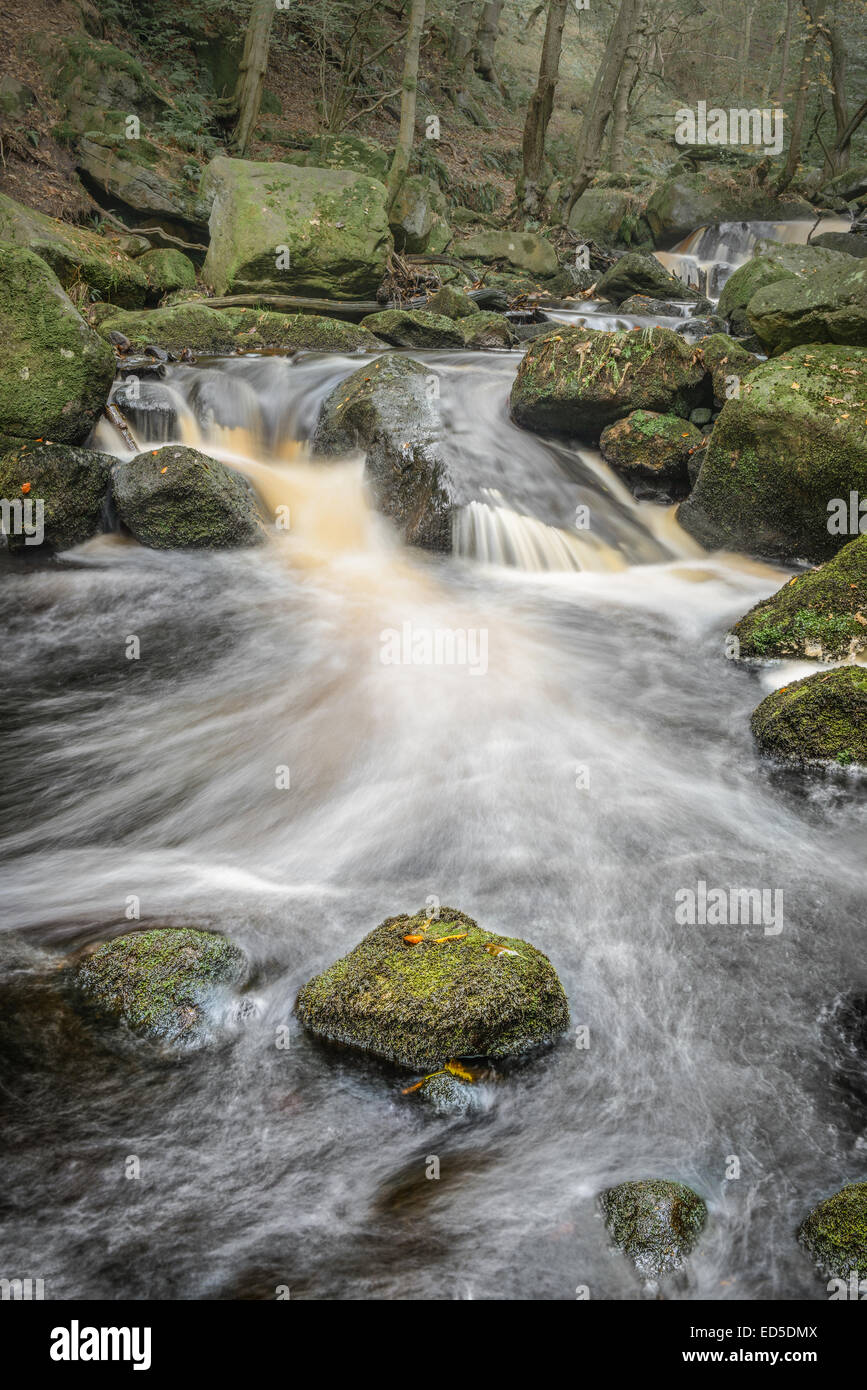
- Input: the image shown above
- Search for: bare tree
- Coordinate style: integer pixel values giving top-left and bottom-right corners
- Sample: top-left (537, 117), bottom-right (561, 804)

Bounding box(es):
top-left (520, 0), bottom-right (569, 216)
top-left (777, 0), bottom-right (798, 104)
top-left (776, 0), bottom-right (826, 192)
top-left (558, 0), bottom-right (644, 224)
top-left (386, 0), bottom-right (427, 212)
top-left (231, 0), bottom-right (276, 156)
top-left (473, 0), bottom-right (505, 86)
top-left (609, 1), bottom-right (649, 174)
top-left (448, 0), bottom-right (479, 78)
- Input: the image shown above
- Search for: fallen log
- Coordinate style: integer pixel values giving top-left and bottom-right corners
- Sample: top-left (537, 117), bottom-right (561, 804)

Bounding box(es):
top-left (202, 294), bottom-right (384, 322)
top-left (105, 402), bottom-right (138, 452)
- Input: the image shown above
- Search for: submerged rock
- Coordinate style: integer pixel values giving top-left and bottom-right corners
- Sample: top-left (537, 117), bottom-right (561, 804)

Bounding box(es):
top-left (594, 252), bottom-right (702, 306)
top-left (601, 1179), bottom-right (707, 1278)
top-left (0, 440), bottom-right (112, 552)
top-left (677, 344), bottom-right (867, 562)
top-left (74, 928), bottom-right (247, 1049)
top-left (111, 444), bottom-right (264, 549)
top-left (799, 1183), bottom-right (867, 1279)
top-left (599, 410), bottom-right (701, 501)
top-left (404, 1062), bottom-right (488, 1115)
top-left (0, 244), bottom-right (117, 445)
top-left (510, 325), bottom-right (707, 442)
top-left (295, 908), bottom-right (569, 1071)
top-left (750, 666), bottom-right (867, 768)
top-left (359, 309), bottom-right (463, 349)
top-left (729, 535), bottom-right (867, 663)
top-left (313, 353), bottom-right (455, 550)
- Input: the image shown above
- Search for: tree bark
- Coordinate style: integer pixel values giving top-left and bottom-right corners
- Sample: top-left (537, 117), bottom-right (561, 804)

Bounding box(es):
top-left (473, 0), bottom-right (504, 85)
top-left (823, 18), bottom-right (850, 174)
top-left (776, 0), bottom-right (797, 104)
top-left (609, 0), bottom-right (648, 175)
top-left (558, 0), bottom-right (642, 224)
top-left (738, 3), bottom-right (755, 104)
top-left (776, 0), bottom-right (826, 193)
top-left (386, 0), bottom-right (427, 213)
top-left (519, 0), bottom-right (569, 216)
top-left (448, 0), bottom-right (478, 73)
top-left (231, 0), bottom-right (275, 156)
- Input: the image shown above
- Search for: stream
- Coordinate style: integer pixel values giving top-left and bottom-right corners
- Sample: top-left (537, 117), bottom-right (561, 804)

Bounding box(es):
top-left (1, 220), bottom-right (865, 1301)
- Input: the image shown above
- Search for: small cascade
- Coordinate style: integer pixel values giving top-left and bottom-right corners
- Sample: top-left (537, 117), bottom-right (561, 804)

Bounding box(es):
top-left (656, 215), bottom-right (852, 297)
top-left (453, 489), bottom-right (627, 573)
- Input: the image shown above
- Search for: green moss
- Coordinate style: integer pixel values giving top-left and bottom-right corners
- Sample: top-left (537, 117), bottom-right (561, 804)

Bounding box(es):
top-left (74, 928), bottom-right (247, 1048)
top-left (360, 309), bottom-right (463, 349)
top-left (0, 192), bottom-right (149, 308)
top-left (0, 243), bottom-right (116, 444)
top-left (137, 248), bottom-right (197, 297)
top-left (678, 344), bottom-right (867, 561)
top-left (601, 1179), bottom-right (707, 1278)
top-left (749, 259), bottom-right (867, 352)
top-left (111, 444), bottom-right (265, 549)
top-left (731, 537), bottom-right (867, 660)
top-left (799, 1183), bottom-right (867, 1278)
top-left (750, 665), bottom-right (867, 766)
top-left (696, 333), bottom-right (760, 404)
top-left (718, 244), bottom-right (851, 336)
top-left (600, 410), bottom-right (701, 499)
top-left (0, 439), bottom-right (112, 551)
top-left (295, 908), bottom-right (570, 1071)
top-left (457, 311), bottom-right (515, 349)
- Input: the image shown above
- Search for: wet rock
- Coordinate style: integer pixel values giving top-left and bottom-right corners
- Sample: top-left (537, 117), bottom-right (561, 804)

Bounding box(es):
top-left (510, 325), bottom-right (707, 443)
top-left (202, 156), bottom-right (392, 299)
top-left (0, 244), bottom-right (116, 444)
top-left (750, 666), bottom-right (867, 768)
top-left (676, 315), bottom-right (726, 341)
top-left (359, 309), bottom-right (463, 349)
top-left (748, 257), bottom-right (867, 351)
top-left (225, 309), bottom-right (380, 352)
top-left (0, 191), bottom-right (149, 308)
top-left (811, 231), bottom-right (867, 258)
top-left (112, 381), bottom-right (178, 442)
top-left (74, 928), bottom-right (248, 1049)
top-left (425, 285), bottom-right (479, 320)
top-left (111, 444), bottom-right (265, 549)
top-left (687, 433), bottom-right (709, 487)
top-left (717, 243), bottom-right (849, 336)
top-left (295, 907), bottom-right (569, 1071)
top-left (595, 252), bottom-right (702, 306)
top-left (459, 230), bottom-right (558, 278)
top-left (0, 440), bottom-right (112, 552)
top-left (618, 295), bottom-right (690, 316)
top-left (313, 353), bottom-right (455, 550)
top-left (98, 304), bottom-right (380, 356)
top-left (601, 1179), bottom-right (707, 1278)
top-left (799, 1183), bottom-right (867, 1279)
top-left (599, 410), bottom-right (701, 502)
top-left (729, 535), bottom-right (867, 663)
top-left (407, 1068), bottom-right (487, 1115)
top-left (457, 311), bottom-right (516, 349)
top-left (677, 344), bottom-right (867, 562)
top-left (98, 303), bottom-right (240, 354)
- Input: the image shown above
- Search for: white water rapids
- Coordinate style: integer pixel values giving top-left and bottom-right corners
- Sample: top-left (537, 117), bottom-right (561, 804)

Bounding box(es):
top-left (1, 243), bottom-right (865, 1301)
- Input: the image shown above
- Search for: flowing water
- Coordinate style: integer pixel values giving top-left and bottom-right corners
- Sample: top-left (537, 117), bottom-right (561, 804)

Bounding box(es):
top-left (656, 215), bottom-right (853, 297)
top-left (1, 239), bottom-right (865, 1302)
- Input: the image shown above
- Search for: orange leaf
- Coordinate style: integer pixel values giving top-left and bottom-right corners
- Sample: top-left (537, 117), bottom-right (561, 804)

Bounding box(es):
top-left (403, 934), bottom-right (424, 945)
top-left (20, 482), bottom-right (31, 494)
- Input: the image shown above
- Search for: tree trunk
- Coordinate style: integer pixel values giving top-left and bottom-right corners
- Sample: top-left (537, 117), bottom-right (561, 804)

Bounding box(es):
top-left (776, 0), bottom-right (826, 193)
top-left (520, 0), bottom-right (569, 217)
top-left (776, 0), bottom-right (797, 104)
top-left (231, 0), bottom-right (275, 156)
top-left (823, 19), bottom-right (850, 175)
top-left (609, 1), bottom-right (648, 175)
top-left (386, 0), bottom-right (427, 213)
top-left (738, 3), bottom-right (755, 104)
top-left (558, 0), bottom-right (642, 223)
top-left (448, 0), bottom-right (478, 73)
top-left (473, 0), bottom-right (504, 85)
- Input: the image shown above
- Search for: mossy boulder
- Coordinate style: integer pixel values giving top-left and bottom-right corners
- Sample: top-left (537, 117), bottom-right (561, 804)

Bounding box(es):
top-left (457, 312), bottom-right (516, 348)
top-left (696, 333), bottom-right (760, 405)
top-left (98, 302), bottom-right (380, 355)
top-left (201, 156), bottom-right (392, 299)
top-left (388, 175), bottom-right (451, 255)
top-left (799, 1184), bottom-right (867, 1278)
top-left (751, 666), bottom-right (867, 767)
top-left (599, 410), bottom-right (702, 501)
top-left (601, 1179), bottom-right (707, 1278)
top-left (567, 187), bottom-right (652, 249)
top-left (0, 440), bottom-right (112, 551)
top-left (459, 230), bottom-right (558, 277)
top-left (296, 134), bottom-right (391, 181)
top-left (811, 231), bottom-right (867, 259)
top-left (295, 908), bottom-right (569, 1071)
top-left (224, 308), bottom-right (381, 352)
top-left (748, 258), bottom-right (867, 351)
top-left (595, 252), bottom-right (701, 306)
top-left (717, 243), bottom-right (849, 336)
top-left (729, 535), bottom-right (867, 662)
top-left (137, 248), bottom-right (197, 298)
top-left (510, 325), bottom-right (707, 442)
top-left (0, 192), bottom-right (149, 308)
top-left (75, 135), bottom-right (212, 241)
top-left (425, 285), bottom-right (479, 320)
top-left (677, 345), bottom-right (867, 562)
top-left (359, 308), bottom-right (463, 349)
top-left (40, 30), bottom-right (169, 133)
top-left (111, 444), bottom-right (265, 549)
top-left (74, 928), bottom-right (247, 1049)
top-left (0, 243), bottom-right (116, 444)
top-left (313, 353), bottom-right (455, 550)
